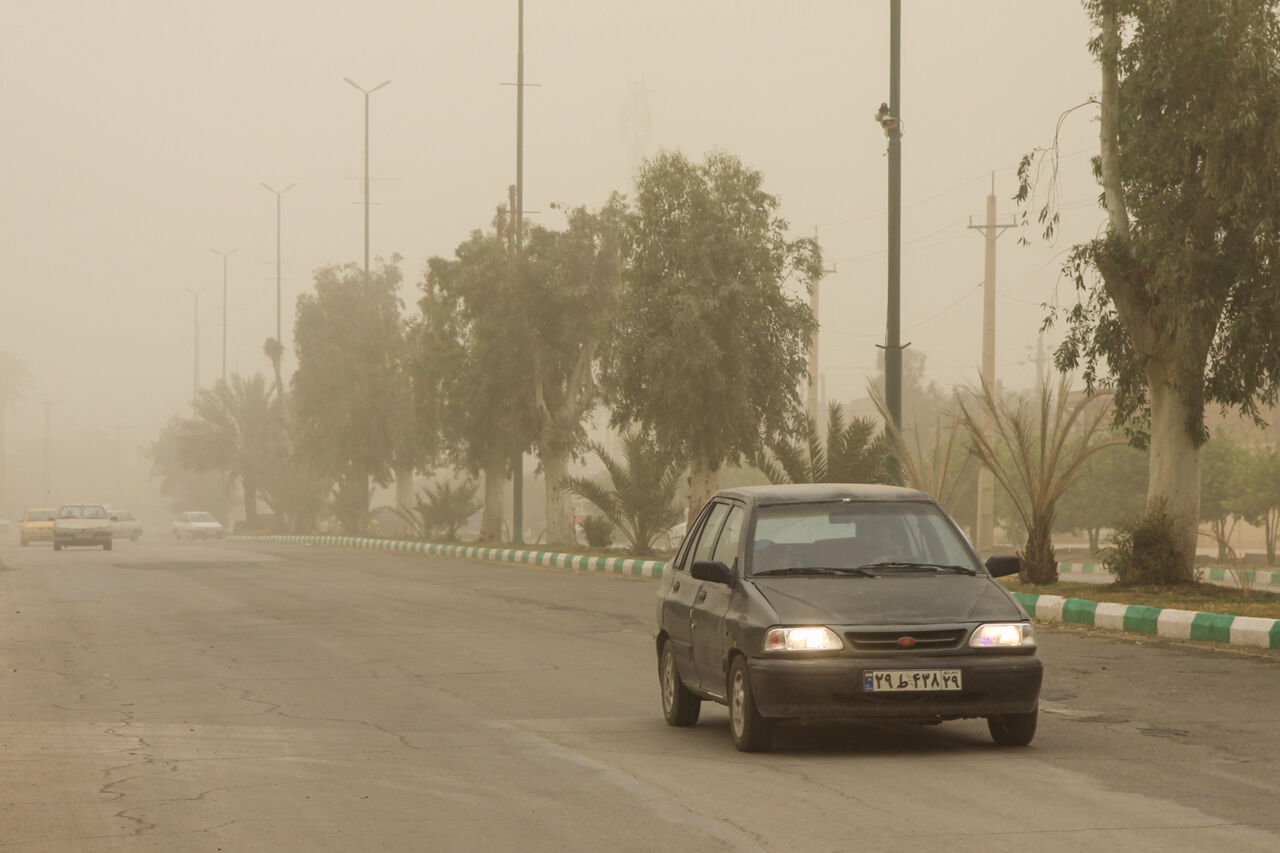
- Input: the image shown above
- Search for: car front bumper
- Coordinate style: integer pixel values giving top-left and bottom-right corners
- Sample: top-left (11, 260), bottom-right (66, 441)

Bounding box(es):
top-left (748, 653), bottom-right (1042, 721)
top-left (21, 528), bottom-right (54, 541)
top-left (54, 531), bottom-right (112, 544)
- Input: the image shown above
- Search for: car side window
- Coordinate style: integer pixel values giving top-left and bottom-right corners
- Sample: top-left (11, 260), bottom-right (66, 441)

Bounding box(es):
top-left (673, 503), bottom-right (713, 572)
top-left (710, 505), bottom-right (745, 570)
top-left (691, 502), bottom-right (730, 566)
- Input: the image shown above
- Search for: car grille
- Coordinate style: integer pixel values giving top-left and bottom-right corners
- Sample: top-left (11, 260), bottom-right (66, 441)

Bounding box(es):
top-left (844, 628), bottom-right (966, 652)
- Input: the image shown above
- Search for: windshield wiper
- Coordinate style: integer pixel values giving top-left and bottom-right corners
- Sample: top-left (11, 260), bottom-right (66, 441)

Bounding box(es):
top-left (754, 566), bottom-right (876, 577)
top-left (856, 561), bottom-right (978, 576)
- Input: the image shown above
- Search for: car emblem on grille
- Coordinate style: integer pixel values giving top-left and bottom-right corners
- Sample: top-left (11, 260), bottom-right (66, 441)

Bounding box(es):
top-left (897, 636), bottom-right (917, 648)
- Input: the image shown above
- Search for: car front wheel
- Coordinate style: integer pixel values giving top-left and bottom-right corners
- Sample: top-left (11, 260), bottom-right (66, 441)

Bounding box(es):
top-left (659, 640), bottom-right (700, 727)
top-left (53, 542), bottom-right (61, 551)
top-left (988, 708), bottom-right (1037, 746)
top-left (728, 657), bottom-right (773, 752)
top-left (103, 540), bottom-right (112, 551)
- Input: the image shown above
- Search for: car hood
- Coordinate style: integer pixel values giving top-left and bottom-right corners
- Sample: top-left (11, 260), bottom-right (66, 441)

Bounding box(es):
top-left (749, 574), bottom-right (1024, 625)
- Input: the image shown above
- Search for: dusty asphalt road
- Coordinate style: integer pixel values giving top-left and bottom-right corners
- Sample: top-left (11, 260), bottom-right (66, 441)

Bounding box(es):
top-left (1, 538), bottom-right (1279, 852)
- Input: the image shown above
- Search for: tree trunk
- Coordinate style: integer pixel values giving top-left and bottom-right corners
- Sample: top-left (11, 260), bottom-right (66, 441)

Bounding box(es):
top-left (1088, 528), bottom-right (1100, 555)
top-left (686, 456), bottom-right (720, 529)
top-left (1146, 378), bottom-right (1202, 573)
top-left (542, 445), bottom-right (577, 547)
top-left (242, 478), bottom-right (260, 529)
top-left (479, 459), bottom-right (507, 542)
top-left (1267, 508), bottom-right (1277, 566)
top-left (394, 465), bottom-right (415, 536)
top-left (1020, 521), bottom-right (1058, 584)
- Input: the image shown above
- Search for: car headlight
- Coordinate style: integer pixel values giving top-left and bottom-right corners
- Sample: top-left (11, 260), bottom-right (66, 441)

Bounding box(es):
top-left (969, 623), bottom-right (1036, 648)
top-left (763, 626), bottom-right (844, 652)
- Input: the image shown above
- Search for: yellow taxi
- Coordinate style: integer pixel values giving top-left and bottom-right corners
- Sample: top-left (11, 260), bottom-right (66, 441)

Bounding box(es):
top-left (19, 508), bottom-right (57, 546)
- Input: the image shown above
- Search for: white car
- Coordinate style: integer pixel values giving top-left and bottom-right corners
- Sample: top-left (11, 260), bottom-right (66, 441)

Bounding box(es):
top-left (173, 511), bottom-right (224, 541)
top-left (110, 510), bottom-right (143, 541)
top-left (53, 504), bottom-right (113, 551)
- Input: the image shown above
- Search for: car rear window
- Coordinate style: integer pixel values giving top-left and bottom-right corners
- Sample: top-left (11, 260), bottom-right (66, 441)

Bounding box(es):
top-left (28, 511), bottom-right (56, 521)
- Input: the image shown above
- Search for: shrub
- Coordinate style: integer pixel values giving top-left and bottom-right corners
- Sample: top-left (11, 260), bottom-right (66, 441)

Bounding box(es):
top-left (1102, 501), bottom-right (1194, 586)
top-left (581, 515), bottom-right (614, 548)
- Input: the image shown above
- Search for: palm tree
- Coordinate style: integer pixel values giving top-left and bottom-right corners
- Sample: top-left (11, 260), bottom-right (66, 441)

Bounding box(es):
top-left (395, 477), bottom-right (481, 541)
top-left (177, 374), bottom-right (282, 528)
top-left (756, 402), bottom-right (889, 485)
top-left (870, 385), bottom-right (974, 515)
top-left (566, 430), bottom-right (684, 556)
top-left (955, 376), bottom-right (1123, 584)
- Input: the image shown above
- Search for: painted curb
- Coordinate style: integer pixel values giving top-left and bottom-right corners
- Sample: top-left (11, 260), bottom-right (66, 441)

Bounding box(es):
top-left (1010, 591), bottom-right (1280, 650)
top-left (228, 534), bottom-right (667, 580)
top-left (227, 536), bottom-right (1280, 651)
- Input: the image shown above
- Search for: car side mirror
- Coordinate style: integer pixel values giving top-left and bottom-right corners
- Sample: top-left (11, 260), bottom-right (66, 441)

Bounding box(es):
top-left (985, 555), bottom-right (1021, 578)
top-left (691, 559), bottom-right (735, 586)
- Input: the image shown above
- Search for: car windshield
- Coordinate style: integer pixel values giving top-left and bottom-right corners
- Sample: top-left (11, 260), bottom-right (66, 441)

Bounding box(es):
top-left (749, 501), bottom-right (981, 576)
top-left (28, 511), bottom-right (56, 521)
top-left (188, 513), bottom-right (216, 523)
top-left (59, 505), bottom-right (107, 519)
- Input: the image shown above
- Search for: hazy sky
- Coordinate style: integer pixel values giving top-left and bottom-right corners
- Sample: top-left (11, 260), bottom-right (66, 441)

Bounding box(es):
top-left (1, 1), bottom-right (1103, 478)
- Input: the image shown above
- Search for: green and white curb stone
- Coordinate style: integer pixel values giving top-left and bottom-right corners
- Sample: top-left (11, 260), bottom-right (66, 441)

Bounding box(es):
top-left (229, 534), bottom-right (667, 580)
top-left (1011, 591), bottom-right (1280, 650)
top-left (1059, 561), bottom-right (1280, 593)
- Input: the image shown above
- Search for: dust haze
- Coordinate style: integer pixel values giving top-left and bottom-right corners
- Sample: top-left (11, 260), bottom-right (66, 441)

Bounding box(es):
top-left (0, 1), bottom-right (1101, 526)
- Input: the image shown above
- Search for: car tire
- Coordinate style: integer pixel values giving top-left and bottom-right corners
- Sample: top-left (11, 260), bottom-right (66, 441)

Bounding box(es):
top-left (103, 540), bottom-right (112, 551)
top-left (20, 538), bottom-right (28, 547)
top-left (988, 708), bottom-right (1037, 746)
top-left (659, 640), bottom-right (701, 727)
top-left (53, 542), bottom-right (62, 551)
top-left (131, 534), bottom-right (140, 542)
top-left (728, 656), bottom-right (773, 752)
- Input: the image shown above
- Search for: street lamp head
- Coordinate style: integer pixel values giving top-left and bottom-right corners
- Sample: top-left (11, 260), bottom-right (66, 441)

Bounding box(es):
top-left (344, 77), bottom-right (391, 94)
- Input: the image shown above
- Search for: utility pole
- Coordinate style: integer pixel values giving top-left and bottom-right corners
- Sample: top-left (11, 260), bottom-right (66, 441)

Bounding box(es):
top-left (967, 174), bottom-right (1015, 552)
top-left (40, 400), bottom-right (57, 500)
top-left (883, 0), bottom-right (904, 434)
top-left (261, 182), bottom-right (297, 349)
top-left (211, 247), bottom-right (237, 384)
top-left (344, 77), bottom-right (390, 283)
top-left (183, 287), bottom-right (206, 406)
top-left (511, 0), bottom-right (527, 545)
top-left (808, 227), bottom-right (837, 427)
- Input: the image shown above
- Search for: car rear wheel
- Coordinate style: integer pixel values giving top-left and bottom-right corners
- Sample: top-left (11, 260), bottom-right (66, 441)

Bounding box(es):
top-left (131, 534), bottom-right (140, 542)
top-left (659, 640), bottom-right (701, 727)
top-left (103, 540), bottom-right (112, 551)
top-left (728, 656), bottom-right (773, 752)
top-left (988, 708), bottom-right (1037, 746)
top-left (53, 542), bottom-right (61, 551)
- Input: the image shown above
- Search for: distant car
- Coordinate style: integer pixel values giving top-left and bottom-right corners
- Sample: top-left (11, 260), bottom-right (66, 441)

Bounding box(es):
top-left (53, 504), bottom-right (113, 551)
top-left (109, 510), bottom-right (143, 541)
top-left (173, 511), bottom-right (224, 540)
top-left (656, 484), bottom-right (1042, 752)
top-left (18, 508), bottom-right (58, 545)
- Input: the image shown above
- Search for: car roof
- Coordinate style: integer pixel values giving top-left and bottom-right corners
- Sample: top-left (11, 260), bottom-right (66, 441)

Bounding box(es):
top-left (25, 507), bottom-right (57, 513)
top-left (713, 483), bottom-right (934, 507)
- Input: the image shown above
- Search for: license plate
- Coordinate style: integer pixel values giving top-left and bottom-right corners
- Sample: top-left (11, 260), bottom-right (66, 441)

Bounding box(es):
top-left (864, 669), bottom-right (962, 692)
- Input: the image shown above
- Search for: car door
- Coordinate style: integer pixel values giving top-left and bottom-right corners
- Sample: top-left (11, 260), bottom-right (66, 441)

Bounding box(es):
top-left (661, 502), bottom-right (728, 685)
top-left (691, 502), bottom-right (745, 695)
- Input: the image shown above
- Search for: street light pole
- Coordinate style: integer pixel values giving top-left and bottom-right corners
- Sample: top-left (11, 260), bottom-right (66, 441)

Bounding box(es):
top-left (885, 0), bottom-right (904, 434)
top-left (211, 247), bottom-right (238, 384)
top-left (343, 77), bottom-right (390, 283)
top-left (260, 183), bottom-right (297, 349)
top-left (182, 287), bottom-right (206, 406)
top-left (511, 0), bottom-right (526, 546)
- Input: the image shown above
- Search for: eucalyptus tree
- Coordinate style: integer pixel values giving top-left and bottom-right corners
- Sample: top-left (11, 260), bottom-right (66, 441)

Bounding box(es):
top-left (604, 150), bottom-right (821, 523)
top-left (1052, 438), bottom-right (1147, 553)
top-left (1018, 0), bottom-right (1280, 574)
top-left (523, 197), bottom-right (625, 545)
top-left (149, 416), bottom-right (235, 520)
top-left (292, 257), bottom-right (416, 534)
top-left (1200, 431), bottom-right (1249, 561)
top-left (1235, 443), bottom-right (1280, 565)
top-left (414, 205), bottom-right (537, 541)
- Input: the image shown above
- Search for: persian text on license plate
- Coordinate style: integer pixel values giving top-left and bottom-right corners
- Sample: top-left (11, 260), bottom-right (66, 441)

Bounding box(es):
top-left (864, 669), bottom-right (962, 692)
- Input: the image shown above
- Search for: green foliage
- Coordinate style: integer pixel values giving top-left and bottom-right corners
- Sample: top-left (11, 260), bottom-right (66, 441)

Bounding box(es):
top-left (1103, 500), bottom-right (1195, 586)
top-left (412, 205), bottom-right (538, 538)
top-left (756, 402), bottom-right (889, 485)
top-left (956, 377), bottom-right (1124, 584)
top-left (566, 430), bottom-right (684, 557)
top-left (870, 384), bottom-right (975, 525)
top-left (581, 515), bottom-right (613, 548)
top-left (1232, 443), bottom-right (1280, 565)
top-left (293, 257), bottom-right (415, 534)
top-left (403, 478), bottom-right (481, 542)
top-left (148, 416), bottom-right (235, 519)
top-left (604, 150), bottom-right (820, 480)
top-left (176, 373), bottom-right (281, 527)
top-left (1053, 437), bottom-right (1148, 552)
top-left (1200, 431), bottom-right (1250, 558)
